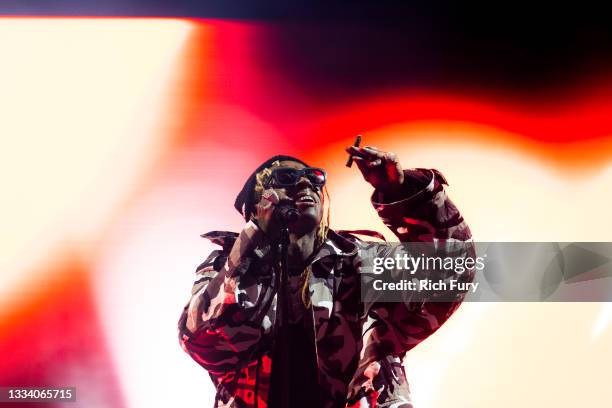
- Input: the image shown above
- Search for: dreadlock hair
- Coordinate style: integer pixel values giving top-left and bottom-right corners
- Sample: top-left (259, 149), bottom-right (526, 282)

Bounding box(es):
top-left (317, 185), bottom-right (331, 247)
top-left (250, 160), bottom-right (331, 248)
top-left (236, 156), bottom-right (331, 309)
top-left (252, 161), bottom-right (279, 208)
top-left (235, 155), bottom-right (309, 222)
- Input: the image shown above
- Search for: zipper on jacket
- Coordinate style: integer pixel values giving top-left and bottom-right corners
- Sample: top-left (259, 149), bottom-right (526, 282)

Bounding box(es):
top-left (311, 303), bottom-right (321, 384)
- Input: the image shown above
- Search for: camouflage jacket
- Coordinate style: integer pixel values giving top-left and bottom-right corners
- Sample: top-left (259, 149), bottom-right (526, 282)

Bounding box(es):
top-left (178, 168), bottom-right (474, 408)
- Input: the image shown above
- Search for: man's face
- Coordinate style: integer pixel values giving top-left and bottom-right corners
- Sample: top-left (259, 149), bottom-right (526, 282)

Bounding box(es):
top-left (269, 160), bottom-right (324, 234)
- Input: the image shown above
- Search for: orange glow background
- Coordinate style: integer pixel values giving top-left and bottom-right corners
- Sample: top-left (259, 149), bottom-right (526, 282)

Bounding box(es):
top-left (1, 18), bottom-right (611, 407)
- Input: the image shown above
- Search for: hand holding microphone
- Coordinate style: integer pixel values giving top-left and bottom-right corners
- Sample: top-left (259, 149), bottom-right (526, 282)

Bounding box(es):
top-left (274, 199), bottom-right (300, 224)
top-left (254, 189), bottom-right (300, 238)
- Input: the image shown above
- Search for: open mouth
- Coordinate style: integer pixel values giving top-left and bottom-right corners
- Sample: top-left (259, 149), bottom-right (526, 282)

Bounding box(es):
top-left (295, 193), bottom-right (317, 206)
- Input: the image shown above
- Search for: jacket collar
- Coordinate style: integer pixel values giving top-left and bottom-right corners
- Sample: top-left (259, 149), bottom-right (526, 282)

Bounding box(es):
top-left (310, 229), bottom-right (358, 264)
top-left (200, 230), bottom-right (238, 252)
top-left (201, 228), bottom-right (359, 261)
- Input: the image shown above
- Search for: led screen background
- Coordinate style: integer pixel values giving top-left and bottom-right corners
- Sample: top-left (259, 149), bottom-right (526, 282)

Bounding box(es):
top-left (1, 13), bottom-right (612, 408)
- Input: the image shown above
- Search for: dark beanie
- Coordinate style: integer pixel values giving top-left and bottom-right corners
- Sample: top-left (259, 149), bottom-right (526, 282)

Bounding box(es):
top-left (234, 155), bottom-right (309, 221)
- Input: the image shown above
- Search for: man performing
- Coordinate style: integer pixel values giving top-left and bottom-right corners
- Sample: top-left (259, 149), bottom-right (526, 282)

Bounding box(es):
top-left (178, 145), bottom-right (473, 408)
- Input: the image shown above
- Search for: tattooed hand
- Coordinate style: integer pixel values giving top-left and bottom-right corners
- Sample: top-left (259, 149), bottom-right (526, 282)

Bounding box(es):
top-left (253, 188), bottom-right (287, 239)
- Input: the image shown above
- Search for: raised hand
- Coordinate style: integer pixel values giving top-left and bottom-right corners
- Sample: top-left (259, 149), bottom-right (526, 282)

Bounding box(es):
top-left (345, 145), bottom-right (404, 196)
top-left (254, 188), bottom-right (281, 236)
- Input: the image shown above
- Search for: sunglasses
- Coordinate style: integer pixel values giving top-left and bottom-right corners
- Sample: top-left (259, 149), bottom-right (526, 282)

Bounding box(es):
top-left (266, 167), bottom-right (327, 188)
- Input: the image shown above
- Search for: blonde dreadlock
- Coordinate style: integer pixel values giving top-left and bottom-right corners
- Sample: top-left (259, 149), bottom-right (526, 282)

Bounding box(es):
top-left (252, 162), bottom-right (331, 309)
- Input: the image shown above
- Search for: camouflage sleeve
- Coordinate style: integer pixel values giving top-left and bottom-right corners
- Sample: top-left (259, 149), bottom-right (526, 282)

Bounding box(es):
top-left (372, 168), bottom-right (471, 242)
top-left (178, 221), bottom-right (272, 378)
top-left (348, 169), bottom-right (475, 402)
top-left (367, 167), bottom-right (473, 356)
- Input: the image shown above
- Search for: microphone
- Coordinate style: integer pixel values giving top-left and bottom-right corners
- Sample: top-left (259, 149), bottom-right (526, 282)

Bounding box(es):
top-left (274, 200), bottom-right (300, 224)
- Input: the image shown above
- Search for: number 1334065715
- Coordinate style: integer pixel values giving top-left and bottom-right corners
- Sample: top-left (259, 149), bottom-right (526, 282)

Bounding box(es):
top-left (0, 387), bottom-right (75, 402)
